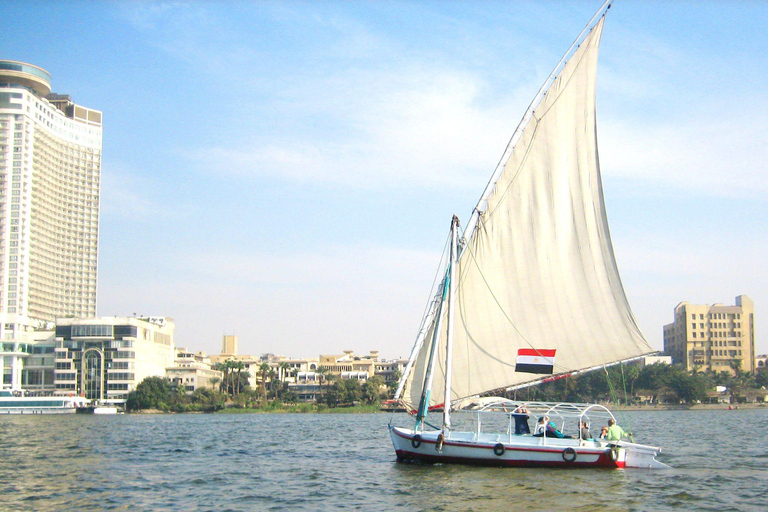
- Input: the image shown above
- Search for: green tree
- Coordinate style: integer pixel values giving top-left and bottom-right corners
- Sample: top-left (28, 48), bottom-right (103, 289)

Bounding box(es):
top-left (326, 380), bottom-right (345, 407)
top-left (386, 370), bottom-right (401, 398)
top-left (190, 387), bottom-right (225, 412)
top-left (756, 368), bottom-right (768, 389)
top-left (126, 376), bottom-right (171, 411)
top-left (362, 376), bottom-right (386, 404)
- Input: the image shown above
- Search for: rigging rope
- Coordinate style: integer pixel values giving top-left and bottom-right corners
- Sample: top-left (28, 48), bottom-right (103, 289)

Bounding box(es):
top-left (603, 363), bottom-right (635, 441)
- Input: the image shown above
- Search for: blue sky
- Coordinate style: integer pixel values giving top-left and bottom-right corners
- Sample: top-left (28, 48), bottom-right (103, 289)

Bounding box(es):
top-left (2, 1), bottom-right (766, 359)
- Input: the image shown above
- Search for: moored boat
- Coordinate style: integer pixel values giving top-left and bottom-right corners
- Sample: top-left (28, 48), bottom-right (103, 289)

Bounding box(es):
top-left (76, 403), bottom-right (121, 415)
top-left (390, 1), bottom-right (668, 470)
top-left (0, 389), bottom-right (89, 414)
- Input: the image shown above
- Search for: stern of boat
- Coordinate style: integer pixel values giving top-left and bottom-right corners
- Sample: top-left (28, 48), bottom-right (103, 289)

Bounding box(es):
top-left (618, 441), bottom-right (669, 469)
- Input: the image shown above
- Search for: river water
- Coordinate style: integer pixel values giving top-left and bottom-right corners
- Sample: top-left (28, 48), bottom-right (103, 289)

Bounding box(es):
top-left (1, 408), bottom-right (766, 511)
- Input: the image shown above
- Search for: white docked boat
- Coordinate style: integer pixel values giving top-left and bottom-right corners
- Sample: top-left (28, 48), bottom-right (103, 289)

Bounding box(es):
top-left (76, 403), bottom-right (121, 415)
top-left (390, 1), bottom-right (668, 469)
top-left (0, 390), bottom-right (90, 414)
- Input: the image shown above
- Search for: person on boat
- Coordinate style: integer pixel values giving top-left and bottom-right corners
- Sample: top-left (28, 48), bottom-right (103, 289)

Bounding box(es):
top-left (599, 426), bottom-right (609, 439)
top-left (512, 404), bottom-right (530, 435)
top-left (545, 420), bottom-right (571, 438)
top-left (533, 416), bottom-right (548, 436)
top-left (605, 419), bottom-right (630, 441)
top-left (579, 420), bottom-right (592, 440)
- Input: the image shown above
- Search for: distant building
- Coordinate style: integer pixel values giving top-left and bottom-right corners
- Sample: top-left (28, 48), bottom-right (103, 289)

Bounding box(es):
top-left (663, 295), bottom-right (755, 374)
top-left (375, 358), bottom-right (409, 384)
top-left (54, 316), bottom-right (176, 404)
top-left (318, 350), bottom-right (379, 379)
top-left (757, 354), bottom-right (767, 371)
top-left (221, 335), bottom-right (238, 357)
top-left (639, 355), bottom-right (672, 367)
top-left (166, 348), bottom-right (222, 393)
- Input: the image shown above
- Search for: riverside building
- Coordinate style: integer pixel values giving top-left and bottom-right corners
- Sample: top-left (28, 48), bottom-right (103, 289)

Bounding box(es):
top-left (663, 295), bottom-right (756, 374)
top-left (0, 60), bottom-right (102, 390)
top-left (54, 317), bottom-right (175, 404)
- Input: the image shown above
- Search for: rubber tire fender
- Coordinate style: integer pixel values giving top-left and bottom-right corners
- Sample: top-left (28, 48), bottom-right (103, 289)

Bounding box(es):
top-left (608, 447), bottom-right (619, 462)
top-left (493, 443), bottom-right (505, 456)
top-left (562, 447), bottom-right (577, 463)
top-left (411, 434), bottom-right (422, 449)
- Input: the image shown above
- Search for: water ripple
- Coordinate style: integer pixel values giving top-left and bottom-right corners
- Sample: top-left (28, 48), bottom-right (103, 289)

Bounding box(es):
top-left (1, 409), bottom-right (767, 510)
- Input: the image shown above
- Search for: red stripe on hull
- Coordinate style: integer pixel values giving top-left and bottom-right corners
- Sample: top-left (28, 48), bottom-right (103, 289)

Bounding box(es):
top-left (392, 429), bottom-right (623, 469)
top-left (395, 449), bottom-right (623, 468)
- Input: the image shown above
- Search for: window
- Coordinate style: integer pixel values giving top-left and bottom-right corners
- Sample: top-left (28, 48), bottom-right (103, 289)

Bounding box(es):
top-left (72, 324), bottom-right (113, 337)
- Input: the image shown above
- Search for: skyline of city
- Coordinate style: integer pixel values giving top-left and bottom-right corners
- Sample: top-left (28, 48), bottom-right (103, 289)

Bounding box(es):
top-left (1, 1), bottom-right (765, 359)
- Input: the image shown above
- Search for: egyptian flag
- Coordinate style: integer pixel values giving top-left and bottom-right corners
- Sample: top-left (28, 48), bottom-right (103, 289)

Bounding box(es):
top-left (515, 349), bottom-right (556, 374)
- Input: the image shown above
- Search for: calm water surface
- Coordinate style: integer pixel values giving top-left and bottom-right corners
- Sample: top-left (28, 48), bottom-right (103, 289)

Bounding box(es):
top-left (1, 409), bottom-right (766, 511)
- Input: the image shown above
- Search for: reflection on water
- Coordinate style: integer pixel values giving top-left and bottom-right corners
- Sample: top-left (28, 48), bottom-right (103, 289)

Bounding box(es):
top-left (0, 409), bottom-right (766, 511)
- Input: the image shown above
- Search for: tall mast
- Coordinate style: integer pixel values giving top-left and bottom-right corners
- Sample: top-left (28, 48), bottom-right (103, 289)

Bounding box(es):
top-left (442, 215), bottom-right (459, 433)
top-left (413, 218), bottom-right (455, 431)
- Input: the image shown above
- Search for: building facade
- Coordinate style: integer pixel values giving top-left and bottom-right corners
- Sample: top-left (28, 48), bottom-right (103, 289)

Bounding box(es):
top-left (166, 348), bottom-right (222, 393)
top-left (0, 60), bottom-right (102, 389)
top-left (54, 317), bottom-right (175, 404)
top-left (663, 295), bottom-right (755, 374)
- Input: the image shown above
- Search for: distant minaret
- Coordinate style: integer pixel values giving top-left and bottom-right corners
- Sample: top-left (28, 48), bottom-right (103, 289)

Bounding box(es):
top-left (222, 335), bottom-right (238, 356)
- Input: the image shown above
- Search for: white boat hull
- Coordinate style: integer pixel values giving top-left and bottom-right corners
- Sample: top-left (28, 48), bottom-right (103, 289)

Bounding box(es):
top-left (1, 407), bottom-right (79, 415)
top-left (390, 425), bottom-right (668, 469)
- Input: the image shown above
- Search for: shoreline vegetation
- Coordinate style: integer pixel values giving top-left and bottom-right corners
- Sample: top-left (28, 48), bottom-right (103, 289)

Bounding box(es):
top-left (132, 403), bottom-right (385, 414)
top-left (129, 402), bottom-right (766, 414)
top-left (125, 362), bottom-right (768, 414)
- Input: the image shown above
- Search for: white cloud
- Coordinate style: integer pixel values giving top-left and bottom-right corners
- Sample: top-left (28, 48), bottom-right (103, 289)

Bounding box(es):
top-left (184, 66), bottom-right (520, 190)
top-left (600, 101), bottom-right (768, 199)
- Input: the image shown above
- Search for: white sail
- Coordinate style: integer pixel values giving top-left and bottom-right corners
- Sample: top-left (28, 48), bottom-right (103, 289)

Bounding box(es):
top-left (400, 14), bottom-right (654, 412)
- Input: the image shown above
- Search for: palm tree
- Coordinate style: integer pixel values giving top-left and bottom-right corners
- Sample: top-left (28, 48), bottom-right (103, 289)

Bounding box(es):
top-left (233, 360), bottom-right (246, 395)
top-left (278, 362), bottom-right (290, 386)
top-left (267, 368), bottom-right (277, 399)
top-left (259, 362), bottom-right (270, 401)
top-left (317, 366), bottom-right (331, 404)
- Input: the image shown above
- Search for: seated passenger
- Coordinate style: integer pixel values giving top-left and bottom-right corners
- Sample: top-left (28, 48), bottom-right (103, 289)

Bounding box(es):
top-left (545, 420), bottom-right (568, 438)
top-left (533, 416), bottom-right (548, 436)
top-left (579, 420), bottom-right (592, 440)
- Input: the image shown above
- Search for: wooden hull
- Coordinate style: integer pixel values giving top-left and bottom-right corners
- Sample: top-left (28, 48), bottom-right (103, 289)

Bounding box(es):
top-left (390, 425), bottom-right (666, 469)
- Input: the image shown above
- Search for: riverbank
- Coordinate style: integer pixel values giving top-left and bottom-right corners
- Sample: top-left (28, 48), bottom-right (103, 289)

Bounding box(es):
top-left (612, 402), bottom-right (766, 411)
top-left (129, 402), bottom-right (767, 414)
top-left (129, 403), bottom-right (384, 414)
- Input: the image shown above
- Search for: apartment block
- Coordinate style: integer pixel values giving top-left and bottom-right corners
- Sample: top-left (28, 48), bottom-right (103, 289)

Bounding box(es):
top-left (663, 295), bottom-right (755, 374)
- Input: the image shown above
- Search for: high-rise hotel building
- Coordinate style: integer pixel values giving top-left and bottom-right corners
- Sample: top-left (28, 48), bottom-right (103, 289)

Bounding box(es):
top-left (663, 295), bottom-right (755, 374)
top-left (0, 60), bottom-right (101, 388)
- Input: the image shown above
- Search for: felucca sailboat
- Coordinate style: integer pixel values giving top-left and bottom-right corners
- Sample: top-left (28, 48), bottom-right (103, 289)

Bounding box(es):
top-left (389, 1), bottom-right (668, 469)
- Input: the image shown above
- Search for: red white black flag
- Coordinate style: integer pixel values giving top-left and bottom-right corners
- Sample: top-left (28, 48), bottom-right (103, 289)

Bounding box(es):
top-left (515, 348), bottom-right (556, 374)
